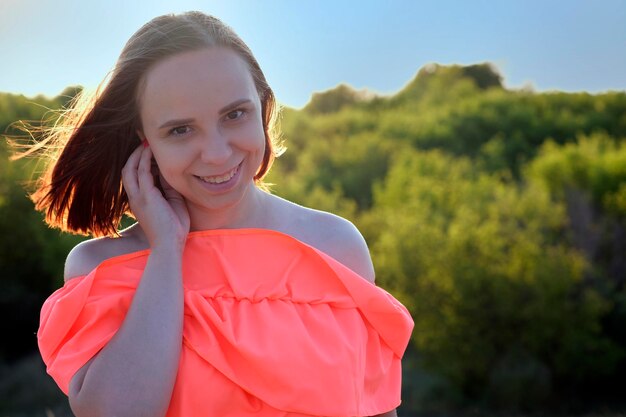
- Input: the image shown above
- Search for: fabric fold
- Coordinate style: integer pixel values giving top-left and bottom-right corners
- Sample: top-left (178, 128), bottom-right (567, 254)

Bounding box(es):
top-left (38, 228), bottom-right (414, 417)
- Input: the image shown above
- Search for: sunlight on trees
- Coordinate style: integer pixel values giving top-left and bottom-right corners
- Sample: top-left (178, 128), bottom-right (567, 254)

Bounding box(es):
top-left (2, 63), bottom-right (626, 415)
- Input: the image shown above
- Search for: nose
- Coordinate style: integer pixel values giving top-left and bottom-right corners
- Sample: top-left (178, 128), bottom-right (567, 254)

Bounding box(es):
top-left (198, 128), bottom-right (233, 166)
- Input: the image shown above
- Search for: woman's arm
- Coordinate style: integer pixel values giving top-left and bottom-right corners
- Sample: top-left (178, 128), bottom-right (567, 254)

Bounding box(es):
top-left (69, 143), bottom-right (190, 417)
top-left (371, 409), bottom-right (398, 417)
top-left (314, 215), bottom-right (400, 417)
top-left (68, 243), bottom-right (184, 417)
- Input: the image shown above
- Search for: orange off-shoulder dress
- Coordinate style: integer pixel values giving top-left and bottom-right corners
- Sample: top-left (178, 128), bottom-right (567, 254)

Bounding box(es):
top-left (38, 228), bottom-right (414, 417)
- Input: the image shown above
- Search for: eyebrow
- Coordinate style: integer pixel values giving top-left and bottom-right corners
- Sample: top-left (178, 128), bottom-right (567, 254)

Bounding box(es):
top-left (157, 98), bottom-right (253, 129)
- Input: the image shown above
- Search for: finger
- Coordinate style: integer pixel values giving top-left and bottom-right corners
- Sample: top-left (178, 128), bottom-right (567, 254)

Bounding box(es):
top-left (121, 145), bottom-right (143, 197)
top-left (137, 146), bottom-right (155, 192)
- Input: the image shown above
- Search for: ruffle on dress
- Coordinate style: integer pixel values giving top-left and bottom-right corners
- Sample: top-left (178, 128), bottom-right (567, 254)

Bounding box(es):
top-left (38, 228), bottom-right (414, 417)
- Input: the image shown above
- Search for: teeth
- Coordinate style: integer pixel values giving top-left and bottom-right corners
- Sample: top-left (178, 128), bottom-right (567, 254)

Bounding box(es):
top-left (199, 165), bottom-right (238, 184)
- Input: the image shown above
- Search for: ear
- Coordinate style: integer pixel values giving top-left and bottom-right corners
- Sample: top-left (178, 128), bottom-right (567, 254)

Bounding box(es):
top-left (136, 129), bottom-right (146, 141)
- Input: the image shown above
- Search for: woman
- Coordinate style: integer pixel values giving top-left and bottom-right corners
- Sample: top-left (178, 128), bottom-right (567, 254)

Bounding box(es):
top-left (34, 11), bottom-right (413, 417)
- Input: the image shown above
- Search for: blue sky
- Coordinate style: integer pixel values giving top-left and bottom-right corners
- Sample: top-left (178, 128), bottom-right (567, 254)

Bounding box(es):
top-left (1, 0), bottom-right (625, 108)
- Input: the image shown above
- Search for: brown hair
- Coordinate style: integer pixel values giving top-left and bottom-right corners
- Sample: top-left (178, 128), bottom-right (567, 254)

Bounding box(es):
top-left (17, 11), bottom-right (284, 237)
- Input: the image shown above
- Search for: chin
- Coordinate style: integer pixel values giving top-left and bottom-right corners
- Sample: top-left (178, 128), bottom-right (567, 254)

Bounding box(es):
top-left (190, 179), bottom-right (254, 210)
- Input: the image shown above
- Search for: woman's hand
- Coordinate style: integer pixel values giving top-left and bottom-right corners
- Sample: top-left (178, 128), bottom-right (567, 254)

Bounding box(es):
top-left (121, 143), bottom-right (190, 249)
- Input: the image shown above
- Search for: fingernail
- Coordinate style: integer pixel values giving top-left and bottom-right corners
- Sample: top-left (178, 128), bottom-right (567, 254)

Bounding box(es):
top-left (142, 139), bottom-right (149, 148)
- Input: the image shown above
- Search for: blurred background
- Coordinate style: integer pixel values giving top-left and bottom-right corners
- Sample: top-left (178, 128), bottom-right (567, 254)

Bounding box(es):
top-left (1, 1), bottom-right (625, 416)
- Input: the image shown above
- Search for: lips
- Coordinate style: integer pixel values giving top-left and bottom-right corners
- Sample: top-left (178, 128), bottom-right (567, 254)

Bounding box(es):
top-left (195, 162), bottom-right (241, 184)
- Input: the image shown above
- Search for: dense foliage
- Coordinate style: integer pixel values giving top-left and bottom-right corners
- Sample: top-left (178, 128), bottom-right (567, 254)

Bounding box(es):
top-left (2, 64), bottom-right (625, 415)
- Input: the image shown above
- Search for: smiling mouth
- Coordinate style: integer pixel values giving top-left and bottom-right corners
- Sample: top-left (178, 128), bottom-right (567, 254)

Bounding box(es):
top-left (195, 162), bottom-right (241, 184)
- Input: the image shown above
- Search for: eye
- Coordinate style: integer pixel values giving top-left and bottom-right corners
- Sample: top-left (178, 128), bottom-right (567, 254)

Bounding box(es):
top-left (168, 125), bottom-right (192, 136)
top-left (225, 109), bottom-right (246, 121)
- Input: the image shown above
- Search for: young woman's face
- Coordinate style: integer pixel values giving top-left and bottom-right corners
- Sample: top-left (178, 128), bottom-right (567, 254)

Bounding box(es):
top-left (137, 47), bottom-right (265, 211)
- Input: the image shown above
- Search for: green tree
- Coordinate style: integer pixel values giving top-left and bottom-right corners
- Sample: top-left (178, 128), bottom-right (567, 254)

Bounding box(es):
top-left (365, 148), bottom-right (624, 409)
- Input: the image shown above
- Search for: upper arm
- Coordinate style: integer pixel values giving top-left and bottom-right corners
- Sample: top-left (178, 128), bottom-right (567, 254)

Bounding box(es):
top-left (64, 236), bottom-right (130, 282)
top-left (316, 216), bottom-right (395, 417)
top-left (369, 410), bottom-right (398, 417)
top-left (63, 242), bottom-right (109, 414)
top-left (63, 240), bottom-right (114, 412)
top-left (64, 239), bottom-right (102, 282)
top-left (68, 356), bottom-right (97, 415)
top-left (64, 237), bottom-right (137, 413)
top-left (317, 214), bottom-right (376, 285)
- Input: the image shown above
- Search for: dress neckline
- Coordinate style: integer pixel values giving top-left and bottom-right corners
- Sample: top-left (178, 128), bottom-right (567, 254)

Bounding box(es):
top-left (187, 227), bottom-right (294, 239)
top-left (72, 228), bottom-right (320, 281)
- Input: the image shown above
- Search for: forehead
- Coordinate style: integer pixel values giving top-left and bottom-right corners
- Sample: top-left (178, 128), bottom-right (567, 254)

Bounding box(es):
top-left (138, 47), bottom-right (258, 120)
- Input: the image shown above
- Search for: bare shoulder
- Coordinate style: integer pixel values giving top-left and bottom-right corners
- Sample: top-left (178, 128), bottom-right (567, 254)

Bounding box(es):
top-left (274, 197), bottom-right (375, 284)
top-left (64, 224), bottom-right (148, 282)
top-left (309, 210), bottom-right (376, 284)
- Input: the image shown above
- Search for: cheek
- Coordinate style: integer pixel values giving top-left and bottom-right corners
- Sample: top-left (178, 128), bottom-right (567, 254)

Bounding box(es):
top-left (151, 149), bottom-right (185, 181)
top-left (235, 120), bottom-right (266, 151)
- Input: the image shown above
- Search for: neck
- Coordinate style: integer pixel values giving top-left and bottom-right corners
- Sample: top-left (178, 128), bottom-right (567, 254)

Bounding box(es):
top-left (186, 183), bottom-right (272, 231)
